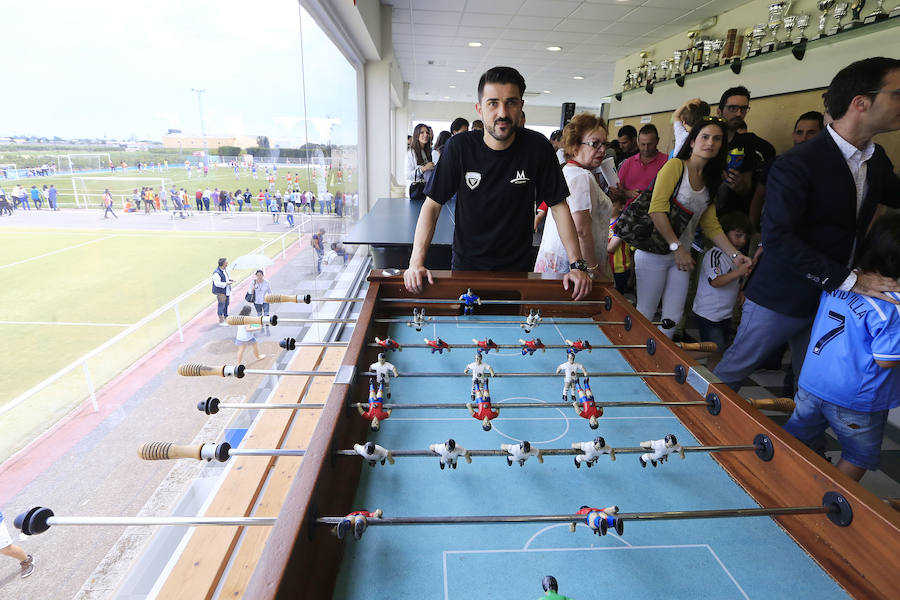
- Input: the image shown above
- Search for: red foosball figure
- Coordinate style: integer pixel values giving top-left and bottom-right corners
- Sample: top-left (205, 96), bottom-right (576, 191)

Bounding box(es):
top-left (565, 338), bottom-right (592, 354)
top-left (358, 379), bottom-right (391, 431)
top-left (374, 336), bottom-right (402, 352)
top-left (425, 337), bottom-right (450, 354)
top-left (467, 381), bottom-right (499, 431)
top-left (333, 508), bottom-right (383, 540)
top-left (572, 380), bottom-right (602, 429)
top-left (472, 338), bottom-right (498, 354)
top-left (519, 338), bottom-right (545, 356)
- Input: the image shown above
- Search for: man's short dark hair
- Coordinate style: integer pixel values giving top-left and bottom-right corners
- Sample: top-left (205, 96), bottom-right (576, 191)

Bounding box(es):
top-left (478, 66), bottom-right (526, 101)
top-left (472, 119), bottom-right (484, 129)
top-left (617, 125), bottom-right (637, 139)
top-left (823, 57), bottom-right (900, 120)
top-left (218, 258), bottom-right (227, 267)
top-left (450, 117), bottom-right (469, 133)
top-left (550, 129), bottom-right (562, 141)
top-left (794, 111), bottom-right (824, 130)
top-left (638, 124), bottom-right (659, 138)
top-left (718, 85), bottom-right (751, 110)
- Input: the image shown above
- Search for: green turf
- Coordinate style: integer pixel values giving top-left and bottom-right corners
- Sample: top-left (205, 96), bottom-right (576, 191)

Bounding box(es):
top-left (0, 227), bottom-right (290, 460)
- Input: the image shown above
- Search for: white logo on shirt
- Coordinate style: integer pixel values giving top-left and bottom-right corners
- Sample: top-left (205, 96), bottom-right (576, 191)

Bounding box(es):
top-left (465, 172), bottom-right (481, 190)
top-left (510, 170), bottom-right (529, 184)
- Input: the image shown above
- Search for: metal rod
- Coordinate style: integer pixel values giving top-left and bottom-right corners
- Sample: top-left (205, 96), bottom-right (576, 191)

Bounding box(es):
top-left (246, 445), bottom-right (755, 457)
top-left (374, 317), bottom-right (669, 326)
top-left (245, 369), bottom-right (337, 377)
top-left (379, 298), bottom-right (610, 306)
top-left (217, 403), bottom-right (326, 410)
top-left (351, 401), bottom-right (706, 409)
top-left (277, 318), bottom-right (357, 324)
top-left (49, 516), bottom-right (277, 527)
top-left (360, 371), bottom-right (676, 378)
top-left (316, 506), bottom-right (830, 526)
top-left (368, 343), bottom-right (648, 350)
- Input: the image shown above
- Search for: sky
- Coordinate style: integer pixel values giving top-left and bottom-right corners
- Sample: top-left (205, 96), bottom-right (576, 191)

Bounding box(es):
top-left (1, 0), bottom-right (358, 146)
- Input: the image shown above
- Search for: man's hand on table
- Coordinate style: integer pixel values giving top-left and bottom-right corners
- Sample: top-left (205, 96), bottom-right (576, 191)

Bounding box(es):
top-left (563, 269), bottom-right (593, 301)
top-left (404, 265), bottom-right (433, 294)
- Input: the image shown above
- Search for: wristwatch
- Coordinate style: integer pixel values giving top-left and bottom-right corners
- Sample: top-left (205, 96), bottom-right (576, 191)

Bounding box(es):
top-left (669, 241), bottom-right (681, 252)
top-left (570, 259), bottom-right (589, 272)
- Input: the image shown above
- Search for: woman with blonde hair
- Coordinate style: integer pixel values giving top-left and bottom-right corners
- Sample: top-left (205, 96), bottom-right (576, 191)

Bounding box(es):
top-left (534, 112), bottom-right (612, 280)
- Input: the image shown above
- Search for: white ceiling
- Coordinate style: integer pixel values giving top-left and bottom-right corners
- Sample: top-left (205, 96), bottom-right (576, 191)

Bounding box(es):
top-left (383, 0), bottom-right (747, 107)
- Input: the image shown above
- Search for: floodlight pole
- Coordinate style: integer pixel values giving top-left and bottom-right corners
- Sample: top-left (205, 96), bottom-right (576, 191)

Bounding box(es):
top-left (191, 88), bottom-right (209, 168)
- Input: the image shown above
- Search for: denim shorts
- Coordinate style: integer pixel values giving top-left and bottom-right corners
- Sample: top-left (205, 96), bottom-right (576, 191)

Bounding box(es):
top-left (783, 388), bottom-right (888, 471)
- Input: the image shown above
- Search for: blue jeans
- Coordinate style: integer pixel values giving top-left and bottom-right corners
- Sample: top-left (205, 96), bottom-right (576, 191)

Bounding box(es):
top-left (316, 249), bottom-right (324, 273)
top-left (287, 213), bottom-right (294, 226)
top-left (713, 299), bottom-right (813, 391)
top-left (693, 312), bottom-right (730, 353)
top-left (254, 302), bottom-right (270, 316)
top-left (784, 388), bottom-right (888, 470)
top-left (216, 293), bottom-right (229, 318)
top-left (21, 197), bottom-right (30, 209)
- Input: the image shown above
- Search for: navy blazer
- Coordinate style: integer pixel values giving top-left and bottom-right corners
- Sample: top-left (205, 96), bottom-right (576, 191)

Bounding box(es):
top-left (745, 128), bottom-right (900, 318)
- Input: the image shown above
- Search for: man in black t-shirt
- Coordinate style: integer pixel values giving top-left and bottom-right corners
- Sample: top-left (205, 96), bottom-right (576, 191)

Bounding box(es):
top-left (403, 66), bottom-right (591, 300)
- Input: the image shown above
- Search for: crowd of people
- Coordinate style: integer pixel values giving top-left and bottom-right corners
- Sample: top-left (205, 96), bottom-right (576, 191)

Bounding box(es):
top-left (404, 59), bottom-right (900, 484)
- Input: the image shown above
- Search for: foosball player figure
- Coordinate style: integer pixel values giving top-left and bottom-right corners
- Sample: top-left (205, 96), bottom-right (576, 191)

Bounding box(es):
top-left (572, 381), bottom-right (603, 429)
top-left (565, 338), bottom-right (592, 354)
top-left (572, 436), bottom-right (614, 468)
top-left (473, 338), bottom-right (498, 354)
top-left (369, 353), bottom-right (398, 399)
top-left (520, 338), bottom-right (545, 356)
top-left (333, 508), bottom-right (383, 541)
top-left (570, 505), bottom-right (623, 536)
top-left (639, 434), bottom-right (685, 468)
top-left (353, 441), bottom-right (395, 467)
top-left (502, 440), bottom-right (543, 466)
top-left (557, 353), bottom-right (587, 401)
top-left (358, 379), bottom-right (391, 431)
top-left (459, 288), bottom-right (481, 315)
top-left (539, 575), bottom-right (574, 600)
top-left (425, 337), bottom-right (451, 354)
top-left (429, 438), bottom-right (472, 470)
top-left (467, 381), bottom-right (500, 430)
top-left (521, 309), bottom-right (542, 333)
top-left (407, 307), bottom-right (429, 331)
top-left (465, 352), bottom-right (495, 387)
top-left (374, 336), bottom-right (401, 352)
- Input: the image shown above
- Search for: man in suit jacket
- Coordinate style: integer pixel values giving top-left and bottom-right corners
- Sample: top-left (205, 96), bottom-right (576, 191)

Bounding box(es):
top-left (715, 57), bottom-right (900, 391)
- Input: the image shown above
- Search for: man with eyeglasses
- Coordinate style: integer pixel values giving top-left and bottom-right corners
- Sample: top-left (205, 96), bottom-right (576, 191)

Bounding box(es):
top-left (714, 57), bottom-right (900, 393)
top-left (404, 65), bottom-right (592, 301)
top-left (610, 123), bottom-right (668, 201)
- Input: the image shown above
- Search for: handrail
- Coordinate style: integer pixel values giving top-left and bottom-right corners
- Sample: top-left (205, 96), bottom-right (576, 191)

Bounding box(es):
top-left (0, 226), bottom-right (304, 419)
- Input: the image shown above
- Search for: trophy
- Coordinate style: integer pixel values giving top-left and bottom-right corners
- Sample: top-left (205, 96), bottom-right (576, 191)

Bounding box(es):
top-left (701, 39), bottom-right (714, 68)
top-left (842, 0), bottom-right (866, 27)
top-left (741, 28), bottom-right (755, 58)
top-left (814, 0), bottom-right (835, 38)
top-left (762, 2), bottom-right (787, 53)
top-left (830, 2), bottom-right (849, 33)
top-left (672, 50), bottom-right (683, 77)
top-left (747, 24), bottom-right (767, 56)
top-left (710, 39), bottom-right (725, 66)
top-left (782, 15), bottom-right (798, 43)
top-left (623, 69), bottom-right (633, 90)
top-left (796, 13), bottom-right (811, 40)
top-left (864, 0), bottom-right (888, 22)
top-left (891, 1), bottom-right (900, 18)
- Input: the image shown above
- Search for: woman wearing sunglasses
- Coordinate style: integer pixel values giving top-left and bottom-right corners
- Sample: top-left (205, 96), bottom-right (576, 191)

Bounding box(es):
top-left (534, 112), bottom-right (612, 280)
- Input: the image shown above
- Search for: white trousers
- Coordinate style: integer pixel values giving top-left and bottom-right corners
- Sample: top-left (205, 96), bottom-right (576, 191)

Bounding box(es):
top-left (634, 250), bottom-right (691, 340)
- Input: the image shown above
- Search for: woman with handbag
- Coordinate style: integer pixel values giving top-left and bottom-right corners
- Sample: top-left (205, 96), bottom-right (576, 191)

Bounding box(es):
top-left (633, 117), bottom-right (752, 338)
top-left (534, 112), bottom-right (612, 281)
top-left (406, 123), bottom-right (434, 201)
top-left (249, 269), bottom-right (273, 335)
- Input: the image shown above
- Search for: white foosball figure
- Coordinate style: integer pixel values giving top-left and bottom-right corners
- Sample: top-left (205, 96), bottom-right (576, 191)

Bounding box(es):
top-left (520, 309), bottom-right (542, 333)
top-left (353, 441), bottom-right (395, 466)
top-left (369, 353), bottom-right (399, 399)
top-left (501, 441), bottom-right (543, 467)
top-left (464, 352), bottom-right (495, 386)
top-left (639, 434), bottom-right (685, 468)
top-left (429, 438), bottom-right (472, 470)
top-left (556, 353), bottom-right (587, 401)
top-left (407, 307), bottom-right (428, 331)
top-left (572, 436), bottom-right (615, 468)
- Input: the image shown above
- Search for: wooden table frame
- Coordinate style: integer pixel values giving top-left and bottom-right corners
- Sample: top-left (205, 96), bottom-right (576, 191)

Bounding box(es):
top-left (241, 271), bottom-right (900, 600)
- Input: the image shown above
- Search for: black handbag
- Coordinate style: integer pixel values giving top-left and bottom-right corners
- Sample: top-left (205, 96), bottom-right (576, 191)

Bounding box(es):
top-left (408, 180), bottom-right (426, 201)
top-left (613, 163), bottom-right (698, 254)
top-left (245, 290), bottom-right (255, 303)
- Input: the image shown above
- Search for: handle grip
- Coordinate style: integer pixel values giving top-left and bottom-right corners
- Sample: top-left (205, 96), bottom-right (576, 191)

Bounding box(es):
top-left (748, 397), bottom-right (796, 412)
top-left (226, 315), bottom-right (277, 326)
top-left (138, 441), bottom-right (230, 462)
top-left (265, 294), bottom-right (311, 304)
top-left (178, 364), bottom-right (245, 378)
top-left (678, 342), bottom-right (718, 352)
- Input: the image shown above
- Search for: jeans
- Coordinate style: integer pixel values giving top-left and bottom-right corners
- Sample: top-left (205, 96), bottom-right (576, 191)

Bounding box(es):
top-left (316, 249), bottom-right (324, 273)
top-left (103, 206), bottom-right (117, 218)
top-left (21, 197), bottom-right (30, 210)
top-left (784, 388), bottom-right (888, 470)
top-left (238, 200), bottom-right (243, 211)
top-left (613, 271), bottom-right (630, 296)
top-left (49, 198), bottom-right (57, 210)
top-left (693, 312), bottom-right (730, 353)
top-left (713, 299), bottom-right (813, 391)
top-left (253, 302), bottom-right (270, 316)
top-left (634, 250), bottom-right (690, 339)
top-left (287, 213), bottom-right (294, 227)
top-left (216, 293), bottom-right (230, 318)
top-left (203, 198), bottom-right (210, 211)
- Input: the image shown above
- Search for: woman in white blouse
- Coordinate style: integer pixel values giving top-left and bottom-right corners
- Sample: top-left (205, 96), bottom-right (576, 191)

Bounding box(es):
top-left (534, 112), bottom-right (613, 281)
top-left (405, 124), bottom-right (434, 195)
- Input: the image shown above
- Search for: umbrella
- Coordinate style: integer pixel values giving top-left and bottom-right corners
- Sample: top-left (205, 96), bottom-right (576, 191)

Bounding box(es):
top-left (230, 254), bottom-right (274, 271)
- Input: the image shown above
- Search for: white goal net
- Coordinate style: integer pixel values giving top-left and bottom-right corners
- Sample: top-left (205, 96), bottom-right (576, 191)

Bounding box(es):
top-left (59, 153), bottom-right (111, 174)
top-left (0, 163), bottom-right (18, 179)
top-left (72, 176), bottom-right (167, 208)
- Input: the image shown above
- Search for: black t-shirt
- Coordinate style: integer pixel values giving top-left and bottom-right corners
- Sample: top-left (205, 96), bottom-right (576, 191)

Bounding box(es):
top-left (425, 128), bottom-right (568, 271)
top-left (717, 132), bottom-right (769, 216)
top-left (614, 148), bottom-right (638, 168)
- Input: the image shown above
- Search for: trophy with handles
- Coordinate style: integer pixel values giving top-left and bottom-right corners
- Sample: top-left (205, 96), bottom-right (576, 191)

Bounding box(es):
top-left (830, 2), bottom-right (849, 33)
top-left (864, 0), bottom-right (888, 22)
top-left (795, 14), bottom-right (811, 41)
top-left (762, 2), bottom-right (787, 52)
top-left (747, 24), bottom-right (768, 56)
top-left (813, 0), bottom-right (835, 38)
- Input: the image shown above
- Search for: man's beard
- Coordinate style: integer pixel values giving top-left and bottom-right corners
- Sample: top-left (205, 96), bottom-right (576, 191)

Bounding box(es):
top-left (486, 119), bottom-right (514, 141)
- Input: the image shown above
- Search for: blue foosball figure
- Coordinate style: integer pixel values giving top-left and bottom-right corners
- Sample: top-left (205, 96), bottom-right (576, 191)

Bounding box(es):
top-left (458, 288), bottom-right (481, 316)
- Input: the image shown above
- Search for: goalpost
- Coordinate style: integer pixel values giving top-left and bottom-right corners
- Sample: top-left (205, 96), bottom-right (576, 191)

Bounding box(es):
top-left (59, 153), bottom-right (111, 174)
top-left (0, 163), bottom-right (18, 180)
top-left (72, 175), bottom-right (167, 208)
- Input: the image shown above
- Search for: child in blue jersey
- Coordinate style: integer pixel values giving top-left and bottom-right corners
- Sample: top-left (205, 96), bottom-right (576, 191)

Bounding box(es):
top-left (784, 215), bottom-right (900, 481)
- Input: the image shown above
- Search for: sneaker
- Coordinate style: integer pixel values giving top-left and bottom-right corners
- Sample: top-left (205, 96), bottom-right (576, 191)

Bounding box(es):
top-left (353, 518), bottom-right (367, 540)
top-left (440, 461), bottom-right (445, 470)
top-left (20, 555), bottom-right (35, 578)
top-left (257, 354), bottom-right (267, 360)
top-left (506, 457), bottom-right (513, 466)
top-left (218, 322), bottom-right (229, 327)
top-left (335, 520), bottom-right (350, 540)
top-left (640, 456), bottom-right (647, 468)
top-left (574, 456), bottom-right (581, 469)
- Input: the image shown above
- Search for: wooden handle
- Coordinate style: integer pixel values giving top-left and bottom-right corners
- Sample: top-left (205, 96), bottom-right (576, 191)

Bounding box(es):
top-left (748, 397), bottom-right (796, 412)
top-left (678, 342), bottom-right (718, 352)
top-left (139, 441), bottom-right (202, 460)
top-left (178, 363), bottom-right (223, 377)
top-left (226, 315), bottom-right (263, 326)
top-left (265, 294), bottom-right (311, 304)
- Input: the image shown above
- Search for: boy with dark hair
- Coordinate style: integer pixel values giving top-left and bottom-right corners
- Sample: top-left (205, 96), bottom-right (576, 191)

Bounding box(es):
top-left (614, 125), bottom-right (638, 167)
top-left (450, 117), bottom-right (469, 134)
top-left (784, 214), bottom-right (900, 481)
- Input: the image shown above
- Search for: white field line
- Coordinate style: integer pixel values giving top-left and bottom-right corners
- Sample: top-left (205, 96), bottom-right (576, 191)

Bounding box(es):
top-left (0, 235), bottom-right (115, 270)
top-left (0, 320), bottom-right (133, 327)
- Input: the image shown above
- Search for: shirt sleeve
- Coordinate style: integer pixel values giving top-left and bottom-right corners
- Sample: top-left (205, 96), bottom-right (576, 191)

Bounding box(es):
top-left (648, 159), bottom-right (684, 214)
top-left (425, 135), bottom-right (461, 205)
top-left (405, 149), bottom-right (419, 182)
top-left (703, 249), bottom-right (724, 282)
top-left (698, 203), bottom-right (724, 238)
top-left (870, 295), bottom-right (900, 362)
top-left (565, 170), bottom-right (591, 213)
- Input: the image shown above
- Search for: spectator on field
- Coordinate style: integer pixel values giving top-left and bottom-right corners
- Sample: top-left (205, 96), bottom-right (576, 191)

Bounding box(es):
top-left (610, 124), bottom-right (668, 201)
top-left (1, 511), bottom-right (35, 579)
top-left (312, 228), bottom-right (326, 274)
top-left (672, 98), bottom-right (711, 157)
top-left (614, 125), bottom-right (638, 168)
top-left (212, 257), bottom-right (233, 326)
top-left (132, 188), bottom-right (141, 211)
top-left (0, 188), bottom-right (11, 216)
top-left (47, 184), bottom-right (58, 210)
top-left (103, 189), bottom-right (118, 218)
top-left (234, 305), bottom-right (266, 364)
top-left (322, 189), bottom-right (333, 214)
top-left (450, 117), bottom-right (469, 135)
top-left (202, 187), bottom-right (211, 211)
top-left (12, 185), bottom-right (26, 210)
top-left (251, 269), bottom-right (272, 325)
top-left (269, 196), bottom-right (280, 224)
top-left (285, 195), bottom-right (295, 227)
top-left (331, 242), bottom-right (349, 265)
